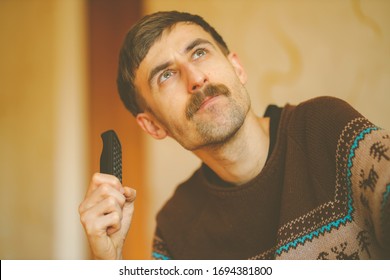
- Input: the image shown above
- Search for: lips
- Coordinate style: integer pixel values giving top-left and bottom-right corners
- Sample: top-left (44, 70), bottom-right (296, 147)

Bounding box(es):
top-left (199, 95), bottom-right (218, 110)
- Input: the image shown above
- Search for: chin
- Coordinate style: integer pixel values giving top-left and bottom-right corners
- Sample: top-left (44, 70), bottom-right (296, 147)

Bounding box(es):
top-left (189, 111), bottom-right (246, 150)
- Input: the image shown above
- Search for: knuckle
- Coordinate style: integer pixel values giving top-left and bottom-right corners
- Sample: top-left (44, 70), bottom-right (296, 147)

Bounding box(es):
top-left (110, 176), bottom-right (121, 188)
top-left (106, 196), bottom-right (117, 208)
top-left (79, 210), bottom-right (91, 226)
top-left (116, 194), bottom-right (125, 205)
top-left (79, 214), bottom-right (86, 225)
top-left (85, 223), bottom-right (97, 236)
top-left (78, 203), bottom-right (84, 214)
top-left (112, 212), bottom-right (121, 224)
top-left (92, 172), bottom-right (101, 182)
top-left (80, 211), bottom-right (92, 225)
top-left (78, 200), bottom-right (88, 214)
top-left (100, 184), bottom-right (111, 194)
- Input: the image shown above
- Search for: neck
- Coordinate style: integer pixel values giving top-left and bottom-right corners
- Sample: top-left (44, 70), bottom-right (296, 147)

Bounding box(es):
top-left (193, 110), bottom-right (270, 185)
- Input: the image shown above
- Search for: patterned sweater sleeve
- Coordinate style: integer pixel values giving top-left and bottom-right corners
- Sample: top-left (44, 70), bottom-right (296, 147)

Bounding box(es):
top-left (296, 96), bottom-right (390, 255)
top-left (346, 119), bottom-right (390, 251)
top-left (151, 228), bottom-right (173, 260)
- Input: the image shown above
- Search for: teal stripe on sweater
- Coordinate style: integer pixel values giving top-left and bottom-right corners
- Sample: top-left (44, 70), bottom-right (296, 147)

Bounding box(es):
top-left (275, 126), bottom-right (379, 256)
top-left (152, 251), bottom-right (171, 260)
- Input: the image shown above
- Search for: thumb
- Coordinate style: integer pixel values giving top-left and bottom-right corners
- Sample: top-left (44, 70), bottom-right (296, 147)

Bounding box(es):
top-left (124, 187), bottom-right (136, 203)
top-left (119, 186), bottom-right (136, 236)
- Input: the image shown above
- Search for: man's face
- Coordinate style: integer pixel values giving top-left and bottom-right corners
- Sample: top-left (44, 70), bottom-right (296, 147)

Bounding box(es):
top-left (134, 23), bottom-right (250, 151)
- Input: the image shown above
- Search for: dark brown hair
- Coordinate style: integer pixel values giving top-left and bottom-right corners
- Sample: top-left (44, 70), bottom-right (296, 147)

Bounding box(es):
top-left (117, 11), bottom-right (230, 116)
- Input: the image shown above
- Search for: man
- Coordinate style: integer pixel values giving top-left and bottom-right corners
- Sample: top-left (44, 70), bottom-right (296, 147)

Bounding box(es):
top-left (79, 11), bottom-right (390, 260)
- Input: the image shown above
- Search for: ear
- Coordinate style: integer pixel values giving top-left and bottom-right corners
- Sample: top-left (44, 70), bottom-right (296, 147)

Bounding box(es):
top-left (136, 112), bottom-right (168, 140)
top-left (227, 52), bottom-right (247, 84)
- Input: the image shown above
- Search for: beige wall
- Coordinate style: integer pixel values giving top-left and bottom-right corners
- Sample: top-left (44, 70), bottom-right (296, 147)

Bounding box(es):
top-left (0, 0), bottom-right (88, 259)
top-left (143, 0), bottom-right (390, 247)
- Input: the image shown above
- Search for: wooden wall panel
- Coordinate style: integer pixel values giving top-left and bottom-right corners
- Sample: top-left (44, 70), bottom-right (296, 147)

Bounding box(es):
top-left (87, 0), bottom-right (149, 259)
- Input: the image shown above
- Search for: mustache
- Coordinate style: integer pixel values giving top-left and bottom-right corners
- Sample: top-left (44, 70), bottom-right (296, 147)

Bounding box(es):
top-left (185, 83), bottom-right (231, 120)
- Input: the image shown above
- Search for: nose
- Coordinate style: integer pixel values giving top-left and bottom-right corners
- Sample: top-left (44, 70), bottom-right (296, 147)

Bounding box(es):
top-left (184, 64), bottom-right (208, 93)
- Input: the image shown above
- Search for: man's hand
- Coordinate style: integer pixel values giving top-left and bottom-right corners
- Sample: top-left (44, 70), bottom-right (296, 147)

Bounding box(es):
top-left (79, 173), bottom-right (136, 259)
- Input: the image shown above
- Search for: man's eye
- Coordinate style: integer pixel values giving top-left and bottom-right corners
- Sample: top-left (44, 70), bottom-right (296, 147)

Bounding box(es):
top-left (193, 48), bottom-right (207, 59)
top-left (159, 70), bottom-right (174, 83)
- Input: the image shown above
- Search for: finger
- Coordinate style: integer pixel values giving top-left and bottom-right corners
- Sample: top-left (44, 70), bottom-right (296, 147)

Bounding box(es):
top-left (80, 183), bottom-right (126, 213)
top-left (97, 198), bottom-right (123, 236)
top-left (104, 212), bottom-right (122, 236)
top-left (85, 211), bottom-right (122, 238)
top-left (81, 197), bottom-right (123, 236)
top-left (124, 187), bottom-right (136, 203)
top-left (87, 173), bottom-right (123, 196)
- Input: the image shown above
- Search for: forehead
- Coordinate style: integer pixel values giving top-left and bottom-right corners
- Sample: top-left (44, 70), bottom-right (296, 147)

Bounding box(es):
top-left (135, 23), bottom-right (217, 81)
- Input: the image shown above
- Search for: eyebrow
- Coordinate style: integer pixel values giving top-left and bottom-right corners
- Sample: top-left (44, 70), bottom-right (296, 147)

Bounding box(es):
top-left (184, 38), bottom-right (214, 53)
top-left (147, 38), bottom-right (215, 86)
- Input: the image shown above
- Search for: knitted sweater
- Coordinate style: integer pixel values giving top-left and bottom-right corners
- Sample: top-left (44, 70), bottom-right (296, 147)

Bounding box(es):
top-left (152, 96), bottom-right (390, 259)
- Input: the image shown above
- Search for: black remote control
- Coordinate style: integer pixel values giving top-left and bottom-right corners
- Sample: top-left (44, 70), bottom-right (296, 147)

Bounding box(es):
top-left (100, 130), bottom-right (122, 183)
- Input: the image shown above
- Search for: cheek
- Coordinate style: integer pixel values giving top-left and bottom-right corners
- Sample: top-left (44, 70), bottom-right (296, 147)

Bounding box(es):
top-left (207, 62), bottom-right (238, 85)
top-left (152, 96), bottom-right (187, 128)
